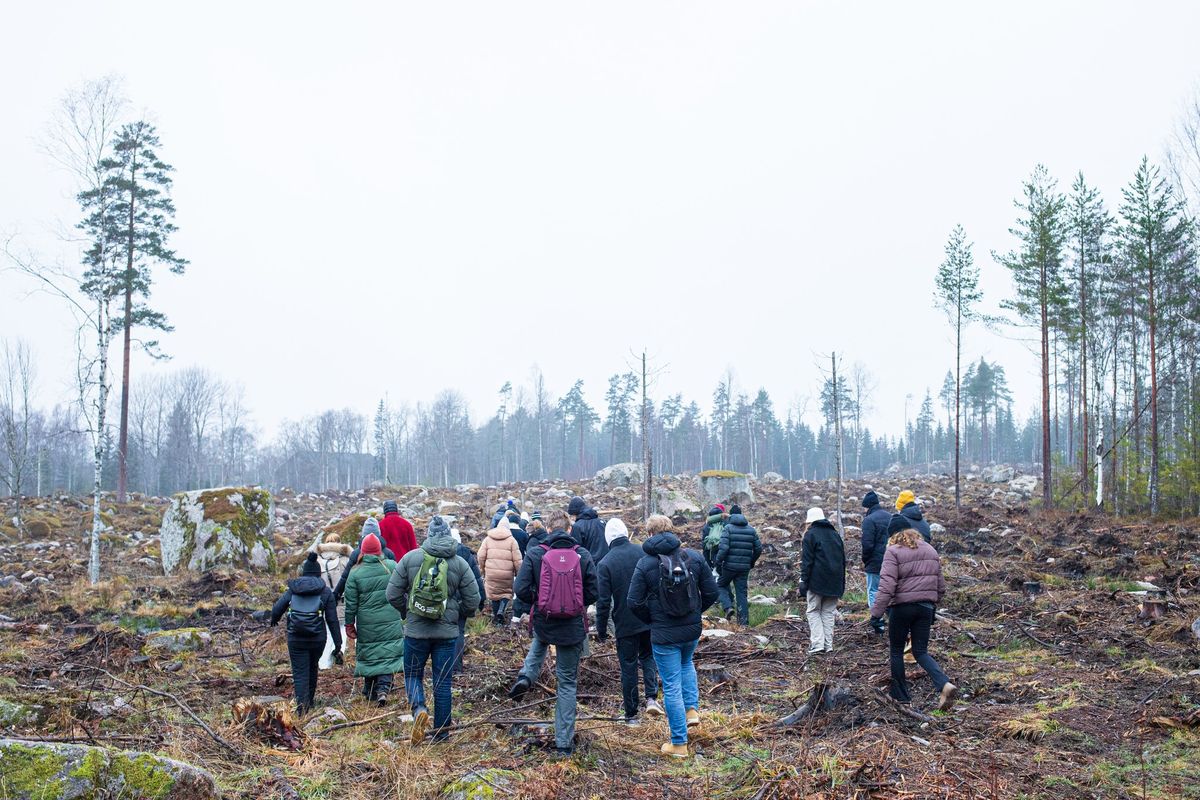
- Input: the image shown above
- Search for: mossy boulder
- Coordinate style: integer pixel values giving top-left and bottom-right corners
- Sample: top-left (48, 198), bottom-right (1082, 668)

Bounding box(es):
top-left (594, 462), bottom-right (644, 489)
top-left (0, 738), bottom-right (219, 799)
top-left (144, 628), bottom-right (212, 654)
top-left (159, 488), bottom-right (275, 575)
top-left (696, 471), bottom-right (754, 506)
top-left (441, 769), bottom-right (521, 799)
top-left (0, 698), bottom-right (44, 728)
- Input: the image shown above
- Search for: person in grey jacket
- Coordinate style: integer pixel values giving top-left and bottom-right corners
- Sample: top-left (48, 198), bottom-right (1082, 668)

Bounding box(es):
top-left (385, 516), bottom-right (481, 744)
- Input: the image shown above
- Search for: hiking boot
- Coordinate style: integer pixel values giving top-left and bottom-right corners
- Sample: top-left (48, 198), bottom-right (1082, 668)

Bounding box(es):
top-left (660, 742), bottom-right (689, 758)
top-left (623, 716), bottom-right (641, 727)
top-left (937, 683), bottom-right (959, 712)
top-left (375, 692), bottom-right (388, 707)
top-left (685, 708), bottom-right (700, 728)
top-left (645, 699), bottom-right (665, 716)
top-left (806, 644), bottom-right (825, 656)
top-left (553, 746), bottom-right (574, 759)
top-left (507, 675), bottom-right (531, 699)
top-left (410, 706), bottom-right (430, 745)
top-left (723, 607), bottom-right (735, 621)
top-left (430, 729), bottom-right (450, 743)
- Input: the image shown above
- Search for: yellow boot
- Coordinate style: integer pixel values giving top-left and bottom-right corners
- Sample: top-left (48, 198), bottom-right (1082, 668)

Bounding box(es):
top-left (660, 742), bottom-right (689, 758)
top-left (685, 708), bottom-right (701, 728)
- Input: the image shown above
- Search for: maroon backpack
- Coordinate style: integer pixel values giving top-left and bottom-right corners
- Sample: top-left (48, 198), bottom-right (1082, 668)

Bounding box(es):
top-left (536, 544), bottom-right (585, 619)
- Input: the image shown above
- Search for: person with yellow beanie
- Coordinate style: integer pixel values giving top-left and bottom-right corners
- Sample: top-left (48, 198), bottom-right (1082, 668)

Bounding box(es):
top-left (893, 490), bottom-right (932, 543)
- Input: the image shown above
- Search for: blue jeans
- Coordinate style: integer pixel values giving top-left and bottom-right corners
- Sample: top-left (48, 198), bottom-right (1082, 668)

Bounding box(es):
top-left (454, 618), bottom-right (467, 674)
top-left (552, 642), bottom-right (582, 749)
top-left (652, 640), bottom-right (699, 745)
top-left (866, 572), bottom-right (880, 610)
top-left (403, 636), bottom-right (456, 733)
top-left (717, 570), bottom-right (749, 624)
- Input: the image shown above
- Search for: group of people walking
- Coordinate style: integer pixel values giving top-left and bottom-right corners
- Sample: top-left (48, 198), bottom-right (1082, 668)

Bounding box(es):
top-left (269, 485), bottom-right (956, 757)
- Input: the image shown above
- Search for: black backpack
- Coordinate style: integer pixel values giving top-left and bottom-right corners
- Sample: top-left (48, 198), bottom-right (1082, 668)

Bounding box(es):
top-left (287, 591), bottom-right (325, 638)
top-left (657, 552), bottom-right (700, 617)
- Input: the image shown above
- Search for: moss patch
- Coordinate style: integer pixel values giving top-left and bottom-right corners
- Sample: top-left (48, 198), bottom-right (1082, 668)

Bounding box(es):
top-left (442, 768), bottom-right (520, 799)
top-left (0, 742), bottom-right (67, 797)
top-left (699, 470), bottom-right (746, 478)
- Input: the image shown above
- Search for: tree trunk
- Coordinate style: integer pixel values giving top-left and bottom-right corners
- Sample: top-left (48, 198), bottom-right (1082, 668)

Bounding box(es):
top-left (116, 143), bottom-right (139, 504)
top-left (1148, 244), bottom-right (1159, 515)
top-left (1040, 257), bottom-right (1053, 508)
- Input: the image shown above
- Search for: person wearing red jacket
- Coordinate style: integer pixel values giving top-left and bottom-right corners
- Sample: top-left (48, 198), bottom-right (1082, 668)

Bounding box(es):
top-left (379, 501), bottom-right (417, 560)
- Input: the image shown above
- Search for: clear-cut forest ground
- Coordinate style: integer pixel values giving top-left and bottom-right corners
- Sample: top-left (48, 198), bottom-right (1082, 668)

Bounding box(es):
top-left (1, 473), bottom-right (1198, 799)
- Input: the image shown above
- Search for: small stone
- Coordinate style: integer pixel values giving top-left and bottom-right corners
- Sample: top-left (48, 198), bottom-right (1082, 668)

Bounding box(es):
top-left (20, 570), bottom-right (34, 580)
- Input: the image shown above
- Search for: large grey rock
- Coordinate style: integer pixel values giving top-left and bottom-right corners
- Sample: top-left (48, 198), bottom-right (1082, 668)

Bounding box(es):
top-left (653, 487), bottom-right (701, 516)
top-left (1009, 474), bottom-right (1039, 498)
top-left (159, 487), bottom-right (275, 575)
top-left (928, 522), bottom-right (947, 536)
top-left (761, 472), bottom-right (785, 483)
top-left (696, 472), bottom-right (754, 505)
top-left (0, 738), bottom-right (219, 799)
top-left (593, 462), bottom-right (644, 489)
top-left (981, 465), bottom-right (1015, 483)
top-left (144, 628), bottom-right (212, 654)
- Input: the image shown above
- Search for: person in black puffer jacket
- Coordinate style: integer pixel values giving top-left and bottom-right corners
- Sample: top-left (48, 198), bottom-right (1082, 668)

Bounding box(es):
top-left (798, 508), bottom-right (846, 655)
top-left (270, 553), bottom-right (343, 715)
top-left (568, 495), bottom-right (609, 563)
top-left (895, 490), bottom-right (932, 544)
top-left (860, 491), bottom-right (891, 634)
top-left (596, 517), bottom-right (662, 723)
top-left (627, 516), bottom-right (719, 758)
top-left (713, 504), bottom-right (762, 625)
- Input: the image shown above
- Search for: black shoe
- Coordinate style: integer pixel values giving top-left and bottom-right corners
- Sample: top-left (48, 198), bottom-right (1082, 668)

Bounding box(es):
top-left (508, 675), bottom-right (531, 699)
top-left (376, 692), bottom-right (388, 707)
top-left (723, 607), bottom-right (735, 621)
top-left (554, 746), bottom-right (574, 758)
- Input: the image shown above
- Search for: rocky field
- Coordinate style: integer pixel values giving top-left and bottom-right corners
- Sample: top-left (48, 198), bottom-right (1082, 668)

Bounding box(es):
top-left (1, 468), bottom-right (1199, 799)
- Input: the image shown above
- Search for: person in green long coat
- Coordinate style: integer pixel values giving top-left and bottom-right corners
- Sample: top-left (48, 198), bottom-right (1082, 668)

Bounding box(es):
top-left (344, 529), bottom-right (405, 705)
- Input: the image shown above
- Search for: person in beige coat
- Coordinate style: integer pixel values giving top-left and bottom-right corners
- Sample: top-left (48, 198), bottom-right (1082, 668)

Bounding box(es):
top-left (478, 521), bottom-right (522, 625)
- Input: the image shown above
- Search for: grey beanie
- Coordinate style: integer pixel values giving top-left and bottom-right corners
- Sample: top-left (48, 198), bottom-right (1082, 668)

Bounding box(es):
top-left (361, 517), bottom-right (381, 540)
top-left (427, 515), bottom-right (452, 539)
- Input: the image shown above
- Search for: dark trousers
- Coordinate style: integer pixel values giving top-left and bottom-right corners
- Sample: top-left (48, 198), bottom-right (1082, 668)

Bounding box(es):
top-left (363, 673), bottom-right (393, 700)
top-left (287, 638), bottom-right (324, 714)
top-left (616, 631), bottom-right (658, 719)
top-left (490, 598), bottom-right (510, 622)
top-left (404, 636), bottom-right (456, 733)
top-left (887, 602), bottom-right (950, 703)
top-left (717, 570), bottom-right (750, 624)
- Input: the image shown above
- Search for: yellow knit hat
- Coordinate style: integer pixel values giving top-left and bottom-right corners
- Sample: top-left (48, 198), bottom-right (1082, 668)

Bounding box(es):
top-left (895, 490), bottom-right (916, 511)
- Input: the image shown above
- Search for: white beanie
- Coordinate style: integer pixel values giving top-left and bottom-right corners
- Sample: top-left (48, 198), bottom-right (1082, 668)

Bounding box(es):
top-left (604, 517), bottom-right (629, 545)
top-left (805, 507), bottom-right (825, 525)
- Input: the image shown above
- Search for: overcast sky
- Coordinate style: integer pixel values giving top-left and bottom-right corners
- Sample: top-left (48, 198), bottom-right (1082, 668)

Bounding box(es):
top-left (3, 1), bottom-right (1198, 442)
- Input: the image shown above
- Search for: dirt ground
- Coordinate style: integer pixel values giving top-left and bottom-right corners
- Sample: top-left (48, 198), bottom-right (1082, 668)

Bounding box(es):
top-left (1, 473), bottom-right (1199, 799)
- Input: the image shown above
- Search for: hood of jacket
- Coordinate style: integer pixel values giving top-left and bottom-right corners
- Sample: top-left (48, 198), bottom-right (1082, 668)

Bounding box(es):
top-left (900, 503), bottom-right (924, 522)
top-left (546, 530), bottom-right (578, 549)
top-left (287, 575), bottom-right (328, 596)
top-left (809, 518), bottom-right (839, 533)
top-left (576, 507), bottom-right (599, 522)
top-left (642, 531), bottom-right (682, 556)
top-left (486, 526), bottom-right (514, 542)
top-left (726, 513), bottom-right (749, 527)
top-left (317, 542), bottom-right (352, 558)
top-left (422, 533), bottom-right (458, 559)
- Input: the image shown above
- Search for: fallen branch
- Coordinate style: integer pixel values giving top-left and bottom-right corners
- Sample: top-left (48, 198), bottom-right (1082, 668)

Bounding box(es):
top-left (269, 767), bottom-right (302, 800)
top-left (872, 689), bottom-right (934, 723)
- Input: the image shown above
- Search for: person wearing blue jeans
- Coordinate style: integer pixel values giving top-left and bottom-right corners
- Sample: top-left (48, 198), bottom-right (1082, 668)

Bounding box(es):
top-left (627, 516), bottom-right (719, 758)
top-left (713, 506), bottom-right (761, 626)
top-left (651, 640), bottom-right (698, 745)
top-left (860, 491), bottom-right (891, 636)
top-left (402, 636), bottom-right (456, 739)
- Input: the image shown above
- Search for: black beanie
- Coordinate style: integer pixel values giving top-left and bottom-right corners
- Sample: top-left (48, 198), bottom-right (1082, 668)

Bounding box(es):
top-left (567, 496), bottom-right (586, 516)
top-left (862, 491), bottom-right (879, 509)
top-left (886, 513), bottom-right (913, 536)
top-left (383, 500), bottom-right (398, 514)
top-left (301, 552), bottom-right (322, 576)
top-left (729, 504), bottom-right (743, 516)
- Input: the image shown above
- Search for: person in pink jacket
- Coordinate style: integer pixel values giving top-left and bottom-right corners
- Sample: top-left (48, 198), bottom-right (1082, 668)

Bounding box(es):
top-left (478, 520), bottom-right (522, 625)
top-left (869, 515), bottom-right (958, 711)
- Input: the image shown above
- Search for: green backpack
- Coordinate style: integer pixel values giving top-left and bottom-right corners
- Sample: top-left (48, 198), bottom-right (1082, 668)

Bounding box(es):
top-left (703, 520), bottom-right (725, 550)
top-left (408, 553), bottom-right (450, 620)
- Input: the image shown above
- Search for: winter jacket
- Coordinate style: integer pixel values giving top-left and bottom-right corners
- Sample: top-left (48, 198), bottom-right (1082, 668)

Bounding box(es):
top-left (508, 523), bottom-right (530, 558)
top-left (478, 526), bottom-right (522, 600)
top-left (270, 576), bottom-right (342, 649)
top-left (334, 542), bottom-right (396, 601)
top-left (343, 555), bottom-right (405, 677)
top-left (571, 507), bottom-right (609, 563)
top-left (799, 519), bottom-right (846, 598)
top-left (899, 503), bottom-right (932, 544)
top-left (869, 539), bottom-right (945, 617)
top-left (701, 513), bottom-right (725, 549)
top-left (458, 542), bottom-right (487, 613)
top-left (312, 542), bottom-right (352, 593)
top-left (379, 512), bottom-right (418, 561)
top-left (714, 514), bottom-right (762, 575)
top-left (627, 532), bottom-right (719, 645)
top-left (595, 536), bottom-right (650, 639)
top-left (860, 505), bottom-right (892, 574)
top-left (513, 530), bottom-right (599, 646)
top-left (385, 534), bottom-right (481, 640)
